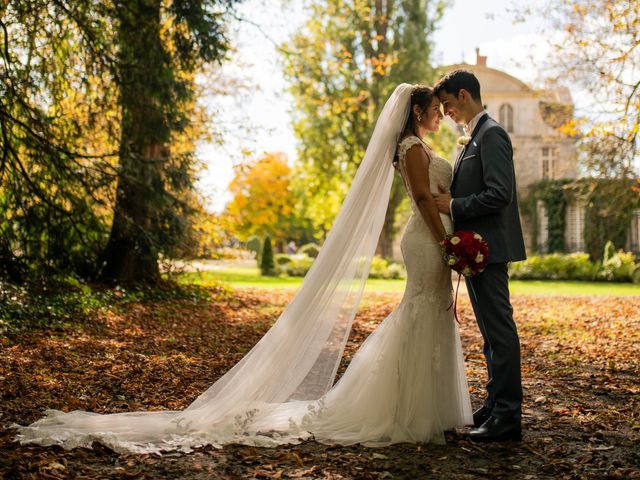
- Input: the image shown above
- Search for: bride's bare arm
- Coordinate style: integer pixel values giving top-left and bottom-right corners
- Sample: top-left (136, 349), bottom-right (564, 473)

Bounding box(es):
top-left (403, 145), bottom-right (448, 243)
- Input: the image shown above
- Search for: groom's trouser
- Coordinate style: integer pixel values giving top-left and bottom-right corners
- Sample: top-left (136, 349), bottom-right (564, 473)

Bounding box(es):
top-left (465, 262), bottom-right (522, 421)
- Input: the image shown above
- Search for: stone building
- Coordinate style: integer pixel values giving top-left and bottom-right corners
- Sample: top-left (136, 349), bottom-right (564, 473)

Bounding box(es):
top-left (436, 50), bottom-right (640, 256)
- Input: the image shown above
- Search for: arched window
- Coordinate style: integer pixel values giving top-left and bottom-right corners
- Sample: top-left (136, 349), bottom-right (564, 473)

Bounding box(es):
top-left (499, 103), bottom-right (514, 133)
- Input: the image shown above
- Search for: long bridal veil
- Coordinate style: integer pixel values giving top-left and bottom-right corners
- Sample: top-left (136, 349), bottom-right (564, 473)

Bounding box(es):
top-left (16, 84), bottom-right (414, 453)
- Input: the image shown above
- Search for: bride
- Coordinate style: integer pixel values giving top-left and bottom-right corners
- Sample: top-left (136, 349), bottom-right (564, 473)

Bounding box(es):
top-left (16, 84), bottom-right (472, 454)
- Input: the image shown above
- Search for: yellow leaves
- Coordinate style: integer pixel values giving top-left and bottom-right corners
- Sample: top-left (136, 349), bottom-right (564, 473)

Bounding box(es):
top-left (367, 53), bottom-right (399, 77)
top-left (558, 119), bottom-right (583, 137)
top-left (225, 152), bottom-right (297, 242)
top-left (571, 2), bottom-right (587, 16)
top-left (548, 0), bottom-right (639, 139)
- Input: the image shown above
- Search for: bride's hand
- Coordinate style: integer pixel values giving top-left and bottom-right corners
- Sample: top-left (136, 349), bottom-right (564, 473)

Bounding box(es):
top-left (433, 185), bottom-right (452, 215)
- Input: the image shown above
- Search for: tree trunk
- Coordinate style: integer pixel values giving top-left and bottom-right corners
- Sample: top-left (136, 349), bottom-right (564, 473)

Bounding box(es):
top-left (98, 0), bottom-right (168, 284)
top-left (377, 175), bottom-right (405, 259)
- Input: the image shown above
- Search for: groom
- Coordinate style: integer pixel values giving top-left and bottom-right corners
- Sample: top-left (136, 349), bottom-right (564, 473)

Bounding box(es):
top-left (433, 70), bottom-right (527, 442)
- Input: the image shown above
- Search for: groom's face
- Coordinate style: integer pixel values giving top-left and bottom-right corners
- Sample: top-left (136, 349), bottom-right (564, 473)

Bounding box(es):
top-left (437, 91), bottom-right (464, 125)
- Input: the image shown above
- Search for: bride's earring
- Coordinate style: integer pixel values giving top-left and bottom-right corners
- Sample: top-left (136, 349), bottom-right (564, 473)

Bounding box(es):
top-left (417, 114), bottom-right (422, 123)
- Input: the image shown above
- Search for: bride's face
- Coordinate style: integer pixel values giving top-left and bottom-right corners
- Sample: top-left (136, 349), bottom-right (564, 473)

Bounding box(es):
top-left (423, 96), bottom-right (444, 132)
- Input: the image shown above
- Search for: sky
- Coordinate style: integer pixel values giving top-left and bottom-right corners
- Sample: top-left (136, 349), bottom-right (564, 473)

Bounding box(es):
top-left (197, 0), bottom-right (550, 212)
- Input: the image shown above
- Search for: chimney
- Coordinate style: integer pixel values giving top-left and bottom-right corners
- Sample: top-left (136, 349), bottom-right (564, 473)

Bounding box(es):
top-left (475, 48), bottom-right (487, 66)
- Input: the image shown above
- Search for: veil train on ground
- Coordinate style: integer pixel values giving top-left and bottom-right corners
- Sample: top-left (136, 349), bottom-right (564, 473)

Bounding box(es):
top-left (15, 84), bottom-right (415, 453)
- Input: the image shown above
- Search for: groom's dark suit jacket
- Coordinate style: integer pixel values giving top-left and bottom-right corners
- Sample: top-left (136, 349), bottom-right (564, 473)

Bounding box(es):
top-left (450, 114), bottom-right (526, 264)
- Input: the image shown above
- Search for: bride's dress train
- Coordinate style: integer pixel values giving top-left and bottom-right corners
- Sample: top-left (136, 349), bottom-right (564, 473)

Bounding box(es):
top-left (15, 86), bottom-right (472, 454)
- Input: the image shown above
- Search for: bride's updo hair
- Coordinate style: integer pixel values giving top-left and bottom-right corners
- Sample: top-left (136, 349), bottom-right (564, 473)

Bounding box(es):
top-left (393, 85), bottom-right (435, 170)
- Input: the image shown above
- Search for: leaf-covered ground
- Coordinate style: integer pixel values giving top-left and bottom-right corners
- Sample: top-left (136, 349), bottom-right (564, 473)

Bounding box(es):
top-left (1, 287), bottom-right (639, 479)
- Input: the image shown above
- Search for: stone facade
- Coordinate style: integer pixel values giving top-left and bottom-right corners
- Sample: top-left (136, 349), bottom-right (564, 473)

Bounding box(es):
top-left (443, 51), bottom-right (580, 254)
top-left (446, 53), bottom-right (578, 186)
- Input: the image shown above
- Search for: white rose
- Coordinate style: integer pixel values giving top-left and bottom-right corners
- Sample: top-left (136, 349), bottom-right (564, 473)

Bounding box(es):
top-left (474, 233), bottom-right (482, 240)
top-left (448, 258), bottom-right (457, 265)
top-left (462, 267), bottom-right (472, 276)
top-left (450, 236), bottom-right (460, 245)
top-left (475, 253), bottom-right (484, 263)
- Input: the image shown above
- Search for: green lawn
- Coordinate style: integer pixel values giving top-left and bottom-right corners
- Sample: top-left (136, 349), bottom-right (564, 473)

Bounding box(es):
top-left (178, 266), bottom-right (407, 293)
top-left (178, 265), bottom-right (639, 296)
top-left (508, 280), bottom-right (639, 296)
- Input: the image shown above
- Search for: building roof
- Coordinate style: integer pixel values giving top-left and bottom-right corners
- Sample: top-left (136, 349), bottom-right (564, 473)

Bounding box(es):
top-left (441, 49), bottom-right (573, 105)
top-left (443, 64), bottom-right (532, 94)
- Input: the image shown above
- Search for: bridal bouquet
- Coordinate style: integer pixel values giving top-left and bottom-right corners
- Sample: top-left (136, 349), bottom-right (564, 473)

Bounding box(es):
top-left (440, 231), bottom-right (489, 277)
top-left (440, 231), bottom-right (489, 322)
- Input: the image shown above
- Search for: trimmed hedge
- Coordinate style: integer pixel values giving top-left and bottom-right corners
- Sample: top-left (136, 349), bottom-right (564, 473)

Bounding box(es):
top-left (369, 256), bottom-right (405, 279)
top-left (509, 249), bottom-right (639, 283)
top-left (274, 253), bottom-right (293, 266)
top-left (277, 255), bottom-right (314, 277)
top-left (276, 254), bottom-right (406, 279)
top-left (298, 243), bottom-right (320, 258)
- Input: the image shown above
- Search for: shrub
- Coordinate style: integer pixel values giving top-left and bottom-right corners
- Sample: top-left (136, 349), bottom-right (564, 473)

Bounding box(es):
top-left (279, 254), bottom-right (314, 277)
top-left (278, 254), bottom-right (407, 279)
top-left (386, 262), bottom-right (407, 280)
top-left (599, 243), bottom-right (637, 282)
top-left (509, 253), bottom-right (598, 280)
top-left (509, 250), bottom-right (638, 282)
top-left (260, 236), bottom-right (276, 276)
top-left (299, 243), bottom-right (320, 258)
top-left (369, 256), bottom-right (406, 279)
top-left (274, 254), bottom-right (292, 266)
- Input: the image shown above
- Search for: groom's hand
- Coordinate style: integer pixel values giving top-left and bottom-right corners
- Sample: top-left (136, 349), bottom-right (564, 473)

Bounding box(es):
top-left (434, 185), bottom-right (452, 214)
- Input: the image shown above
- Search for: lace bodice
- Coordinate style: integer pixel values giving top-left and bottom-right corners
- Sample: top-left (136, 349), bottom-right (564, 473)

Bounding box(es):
top-left (397, 136), bottom-right (453, 209)
top-left (396, 136), bottom-right (454, 241)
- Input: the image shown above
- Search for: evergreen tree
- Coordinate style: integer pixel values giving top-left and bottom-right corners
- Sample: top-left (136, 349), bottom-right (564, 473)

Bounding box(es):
top-left (99, 0), bottom-right (238, 284)
top-left (0, 0), bottom-right (239, 284)
top-left (0, 1), bottom-right (120, 280)
top-left (260, 235), bottom-right (276, 276)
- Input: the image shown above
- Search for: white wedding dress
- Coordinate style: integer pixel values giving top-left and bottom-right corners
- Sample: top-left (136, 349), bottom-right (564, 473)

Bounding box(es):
top-left (15, 86), bottom-right (472, 454)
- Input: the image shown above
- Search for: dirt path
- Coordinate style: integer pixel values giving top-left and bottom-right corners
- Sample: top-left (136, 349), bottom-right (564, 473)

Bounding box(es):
top-left (1, 290), bottom-right (638, 479)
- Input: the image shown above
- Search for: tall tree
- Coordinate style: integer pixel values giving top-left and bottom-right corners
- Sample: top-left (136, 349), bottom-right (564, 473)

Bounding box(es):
top-left (0, 1), bottom-right (239, 284)
top-left (282, 0), bottom-right (448, 257)
top-left (99, 0), bottom-right (237, 284)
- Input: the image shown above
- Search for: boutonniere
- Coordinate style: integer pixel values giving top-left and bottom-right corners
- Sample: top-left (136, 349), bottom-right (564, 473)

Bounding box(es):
top-left (457, 136), bottom-right (471, 146)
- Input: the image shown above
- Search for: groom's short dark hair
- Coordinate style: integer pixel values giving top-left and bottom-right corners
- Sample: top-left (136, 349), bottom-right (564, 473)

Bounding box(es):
top-left (434, 70), bottom-right (482, 102)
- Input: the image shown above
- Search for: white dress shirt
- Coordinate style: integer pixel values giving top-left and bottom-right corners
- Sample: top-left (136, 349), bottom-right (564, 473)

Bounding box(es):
top-left (463, 110), bottom-right (487, 137)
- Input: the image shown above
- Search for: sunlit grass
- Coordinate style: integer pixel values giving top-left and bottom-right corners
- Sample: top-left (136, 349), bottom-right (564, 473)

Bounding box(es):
top-left (178, 266), bottom-right (408, 293)
top-left (509, 280), bottom-right (639, 296)
top-left (177, 265), bottom-right (639, 296)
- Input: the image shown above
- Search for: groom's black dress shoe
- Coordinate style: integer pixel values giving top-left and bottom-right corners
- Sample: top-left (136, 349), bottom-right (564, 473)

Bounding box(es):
top-left (468, 416), bottom-right (522, 442)
top-left (472, 406), bottom-right (492, 428)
